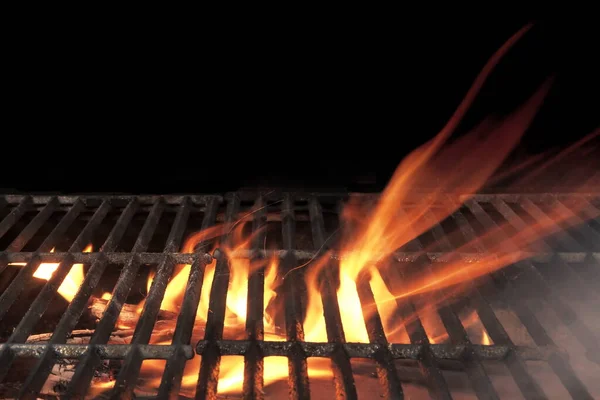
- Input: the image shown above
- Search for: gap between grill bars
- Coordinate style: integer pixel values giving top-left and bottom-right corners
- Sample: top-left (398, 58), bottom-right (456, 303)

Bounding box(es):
top-left (0, 192), bottom-right (598, 399)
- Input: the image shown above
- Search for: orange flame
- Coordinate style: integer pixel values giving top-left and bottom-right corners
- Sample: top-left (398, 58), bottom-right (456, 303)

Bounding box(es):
top-left (302, 254), bottom-right (330, 343)
top-left (146, 222), bottom-right (232, 314)
top-left (328, 24), bottom-right (556, 344)
top-left (91, 23), bottom-right (598, 397)
top-left (9, 244), bottom-right (93, 302)
top-left (482, 330), bottom-right (492, 346)
top-left (137, 220), bottom-right (288, 394)
top-left (263, 255), bottom-right (281, 334)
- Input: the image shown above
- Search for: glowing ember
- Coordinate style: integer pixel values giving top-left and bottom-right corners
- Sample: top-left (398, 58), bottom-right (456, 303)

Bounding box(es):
top-left (100, 292), bottom-right (112, 300)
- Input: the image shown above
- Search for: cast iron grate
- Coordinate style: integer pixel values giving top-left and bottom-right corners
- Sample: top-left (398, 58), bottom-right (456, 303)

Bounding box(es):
top-left (0, 192), bottom-right (599, 399)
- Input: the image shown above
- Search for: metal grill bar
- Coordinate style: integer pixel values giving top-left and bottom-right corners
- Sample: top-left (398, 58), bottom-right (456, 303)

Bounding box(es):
top-left (466, 200), bottom-right (600, 354)
top-left (243, 197), bottom-right (267, 399)
top-left (492, 198), bottom-right (599, 301)
top-left (69, 200), bottom-right (113, 252)
top-left (0, 199), bottom-right (84, 319)
top-left (355, 271), bottom-right (404, 399)
top-left (0, 196), bottom-right (31, 239)
top-left (382, 261), bottom-right (452, 399)
top-left (281, 194), bottom-right (310, 400)
top-left (109, 197), bottom-right (192, 399)
top-left (157, 197), bottom-right (218, 399)
top-left (0, 197), bottom-right (51, 288)
top-left (338, 197), bottom-right (451, 400)
top-left (65, 198), bottom-right (165, 398)
top-left (424, 206), bottom-right (545, 399)
top-left (520, 199), bottom-right (586, 251)
top-left (336, 199), bottom-right (404, 400)
top-left (8, 248), bottom-right (597, 265)
top-left (0, 199), bottom-right (112, 382)
top-left (2, 192), bottom-right (599, 205)
top-left (0, 341), bottom-right (555, 361)
top-left (0, 344), bottom-right (192, 358)
top-left (193, 341), bottom-right (554, 360)
top-left (196, 194), bottom-right (240, 400)
top-left (39, 199), bottom-right (85, 251)
top-left (6, 197), bottom-right (58, 253)
top-left (576, 198), bottom-right (600, 231)
top-left (414, 209), bottom-right (500, 400)
top-left (462, 199), bottom-right (595, 399)
top-left (553, 199), bottom-right (600, 247)
top-left (0, 193), bottom-right (597, 399)
top-left (308, 197), bottom-right (358, 400)
top-left (0, 257), bottom-right (42, 319)
top-left (19, 199), bottom-right (139, 399)
top-left (457, 237), bottom-right (588, 398)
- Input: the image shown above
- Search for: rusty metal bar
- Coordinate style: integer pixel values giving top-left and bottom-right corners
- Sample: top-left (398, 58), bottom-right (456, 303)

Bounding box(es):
top-left (6, 196), bottom-right (58, 252)
top-left (0, 195), bottom-right (31, 240)
top-left (281, 194), bottom-right (310, 400)
top-left (3, 248), bottom-right (597, 266)
top-left (0, 343), bottom-right (192, 359)
top-left (424, 207), bottom-right (541, 399)
top-left (0, 193), bottom-right (597, 399)
top-left (553, 198), bottom-right (600, 246)
top-left (519, 198), bottom-right (587, 251)
top-left (196, 194), bottom-right (239, 400)
top-left (0, 340), bottom-right (553, 361)
top-left (468, 199), bottom-right (600, 357)
top-left (492, 198), bottom-right (599, 302)
top-left (0, 200), bottom-right (85, 319)
top-left (69, 200), bottom-right (113, 252)
top-left (157, 197), bottom-right (219, 399)
top-left (336, 197), bottom-right (451, 400)
top-left (575, 198), bottom-right (600, 232)
top-left (1, 197), bottom-right (61, 279)
top-left (336, 199), bottom-right (403, 400)
top-left (381, 257), bottom-right (453, 400)
top-left (19, 199), bottom-right (139, 399)
top-left (354, 270), bottom-right (404, 400)
top-left (2, 192), bottom-right (598, 208)
top-left (108, 197), bottom-right (191, 399)
top-left (462, 199), bottom-right (594, 399)
top-left (0, 199), bottom-right (112, 383)
top-left (65, 198), bottom-right (165, 398)
top-left (38, 199), bottom-right (86, 252)
top-left (409, 209), bottom-right (499, 400)
top-left (308, 196), bottom-right (358, 400)
top-left (242, 196), bottom-right (267, 399)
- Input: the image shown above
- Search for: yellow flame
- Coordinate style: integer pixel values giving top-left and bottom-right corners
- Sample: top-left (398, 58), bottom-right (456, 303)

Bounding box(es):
top-left (9, 244), bottom-right (93, 302)
top-left (337, 271), bottom-right (369, 342)
top-left (93, 23), bottom-right (599, 397)
top-left (482, 330), bottom-right (492, 345)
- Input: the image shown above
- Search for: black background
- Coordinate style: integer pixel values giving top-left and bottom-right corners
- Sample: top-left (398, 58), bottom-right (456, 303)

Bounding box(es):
top-left (2, 15), bottom-right (598, 194)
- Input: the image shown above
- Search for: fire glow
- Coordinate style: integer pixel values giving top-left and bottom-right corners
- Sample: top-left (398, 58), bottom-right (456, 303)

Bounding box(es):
top-left (97, 24), bottom-right (597, 397)
top-left (9, 244), bottom-right (93, 302)
top-left (8, 22), bottom-right (598, 398)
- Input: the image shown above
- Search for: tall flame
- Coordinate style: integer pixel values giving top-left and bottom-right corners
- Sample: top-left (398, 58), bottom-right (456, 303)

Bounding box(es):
top-left (89, 22), bottom-right (599, 397)
top-left (138, 219), bottom-right (290, 394)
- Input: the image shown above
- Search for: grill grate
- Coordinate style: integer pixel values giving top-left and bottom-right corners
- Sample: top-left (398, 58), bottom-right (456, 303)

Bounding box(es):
top-left (0, 192), bottom-right (599, 399)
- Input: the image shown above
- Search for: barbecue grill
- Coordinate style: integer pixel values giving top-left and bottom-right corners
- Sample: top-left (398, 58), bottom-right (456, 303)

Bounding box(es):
top-left (0, 191), bottom-right (598, 399)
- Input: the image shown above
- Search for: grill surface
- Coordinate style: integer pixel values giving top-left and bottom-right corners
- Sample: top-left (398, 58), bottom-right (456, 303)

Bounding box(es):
top-left (0, 192), bottom-right (599, 399)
